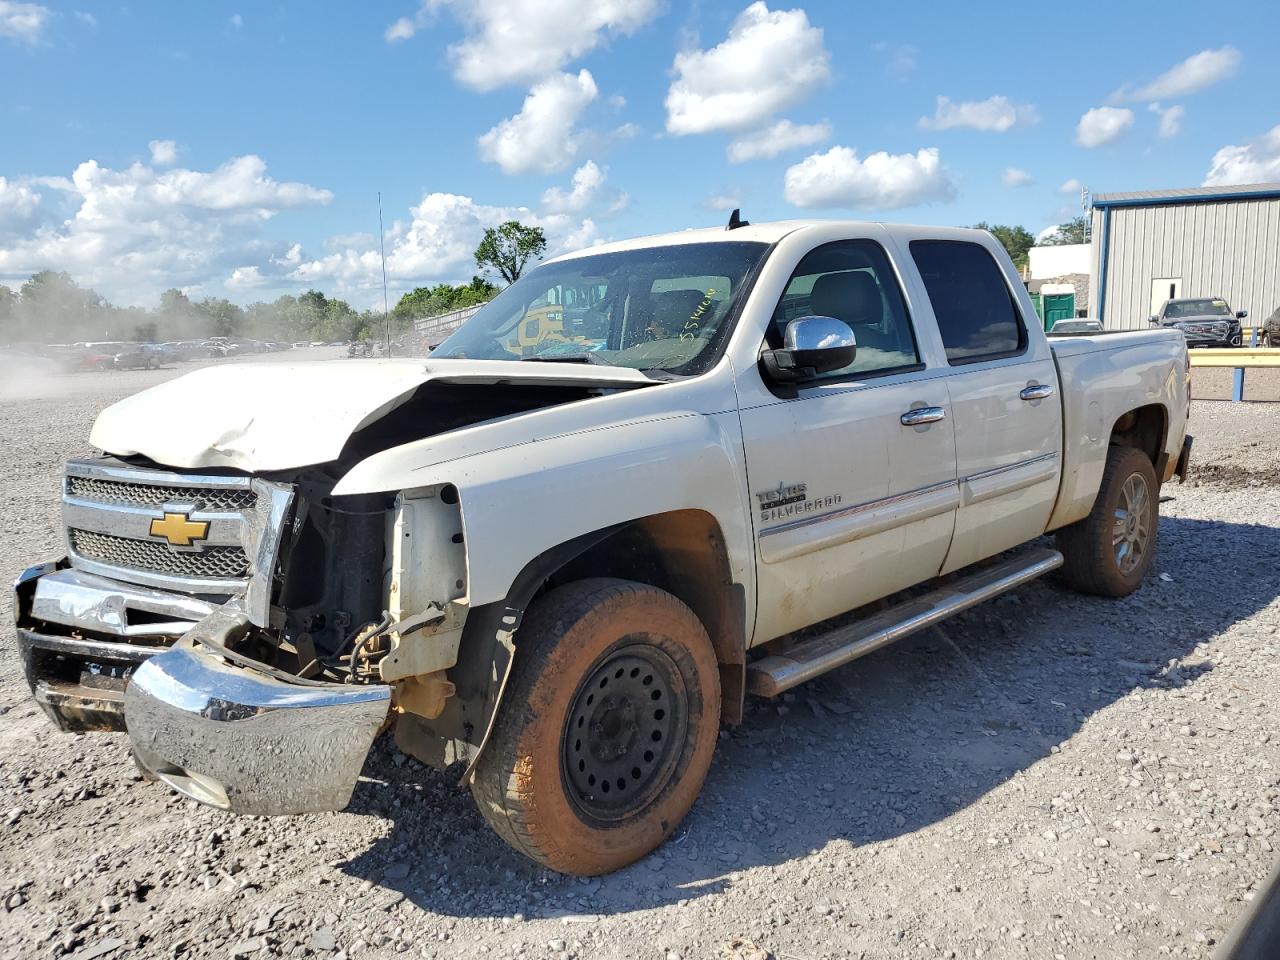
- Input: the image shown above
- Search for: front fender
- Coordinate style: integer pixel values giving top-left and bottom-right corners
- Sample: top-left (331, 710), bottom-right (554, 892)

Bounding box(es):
top-left (334, 409), bottom-right (755, 610)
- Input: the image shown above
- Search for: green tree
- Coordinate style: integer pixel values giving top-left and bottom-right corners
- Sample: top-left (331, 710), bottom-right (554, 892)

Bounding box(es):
top-left (474, 221), bottom-right (547, 284)
top-left (972, 222), bottom-right (1037, 271)
top-left (16, 271), bottom-right (109, 342)
top-left (192, 297), bottom-right (246, 338)
top-left (0, 284), bottom-right (14, 342)
top-left (1041, 216), bottom-right (1090, 246)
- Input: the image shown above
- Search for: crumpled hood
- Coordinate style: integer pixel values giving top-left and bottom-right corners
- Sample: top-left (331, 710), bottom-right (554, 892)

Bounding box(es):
top-left (90, 358), bottom-right (654, 472)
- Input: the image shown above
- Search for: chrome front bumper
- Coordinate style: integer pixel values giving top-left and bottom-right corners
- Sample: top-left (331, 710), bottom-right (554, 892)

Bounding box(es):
top-left (14, 562), bottom-right (209, 732)
top-left (16, 562), bottom-right (391, 815)
top-left (127, 643), bottom-right (390, 815)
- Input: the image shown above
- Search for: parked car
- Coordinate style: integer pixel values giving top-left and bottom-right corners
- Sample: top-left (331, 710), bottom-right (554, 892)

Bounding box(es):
top-left (14, 218), bottom-right (1191, 876)
top-left (110, 343), bottom-right (162, 370)
top-left (1261, 306), bottom-right (1280, 347)
top-left (1150, 297), bottom-right (1246, 347)
top-left (347, 340), bottom-right (373, 357)
top-left (1047, 318), bottom-right (1104, 335)
top-left (291, 341), bottom-right (310, 349)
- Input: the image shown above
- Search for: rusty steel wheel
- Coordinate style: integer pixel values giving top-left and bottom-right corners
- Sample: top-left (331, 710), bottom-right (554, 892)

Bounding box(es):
top-left (470, 578), bottom-right (721, 875)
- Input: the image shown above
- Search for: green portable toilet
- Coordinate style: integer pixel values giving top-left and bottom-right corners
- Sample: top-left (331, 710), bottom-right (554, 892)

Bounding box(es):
top-left (1044, 292), bottom-right (1076, 329)
top-left (1029, 292), bottom-right (1043, 324)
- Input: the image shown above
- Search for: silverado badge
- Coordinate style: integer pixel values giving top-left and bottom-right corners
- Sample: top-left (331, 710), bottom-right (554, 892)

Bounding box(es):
top-left (149, 511), bottom-right (210, 548)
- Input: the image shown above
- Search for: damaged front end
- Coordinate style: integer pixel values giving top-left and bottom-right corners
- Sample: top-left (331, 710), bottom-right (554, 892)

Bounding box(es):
top-left (14, 454), bottom-right (472, 816)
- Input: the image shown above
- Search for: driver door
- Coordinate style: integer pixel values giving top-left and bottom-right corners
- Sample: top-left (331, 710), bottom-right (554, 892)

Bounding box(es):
top-left (737, 237), bottom-right (959, 644)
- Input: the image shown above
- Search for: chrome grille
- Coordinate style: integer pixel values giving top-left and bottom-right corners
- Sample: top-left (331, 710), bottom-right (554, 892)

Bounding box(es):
top-left (67, 475), bottom-right (257, 511)
top-left (70, 529), bottom-right (251, 580)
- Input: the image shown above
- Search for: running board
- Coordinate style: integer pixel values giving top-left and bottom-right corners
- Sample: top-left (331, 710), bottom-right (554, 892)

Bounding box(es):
top-left (747, 546), bottom-right (1063, 698)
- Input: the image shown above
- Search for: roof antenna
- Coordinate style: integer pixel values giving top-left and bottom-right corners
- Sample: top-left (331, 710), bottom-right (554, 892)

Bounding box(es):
top-left (726, 207), bottom-right (749, 230)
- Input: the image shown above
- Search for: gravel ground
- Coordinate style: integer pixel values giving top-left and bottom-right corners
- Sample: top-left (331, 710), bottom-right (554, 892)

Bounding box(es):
top-left (0, 359), bottom-right (1278, 960)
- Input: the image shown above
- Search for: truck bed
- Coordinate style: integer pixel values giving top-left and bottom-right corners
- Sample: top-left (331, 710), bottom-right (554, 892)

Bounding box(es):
top-left (1047, 326), bottom-right (1189, 532)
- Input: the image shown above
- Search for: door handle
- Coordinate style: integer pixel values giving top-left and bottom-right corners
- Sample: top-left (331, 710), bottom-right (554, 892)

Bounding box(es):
top-left (900, 406), bottom-right (946, 426)
top-left (1020, 383), bottom-right (1054, 401)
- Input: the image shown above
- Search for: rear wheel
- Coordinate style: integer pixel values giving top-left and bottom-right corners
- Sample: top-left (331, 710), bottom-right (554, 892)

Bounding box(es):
top-left (1057, 445), bottom-right (1159, 597)
top-left (470, 578), bottom-right (721, 875)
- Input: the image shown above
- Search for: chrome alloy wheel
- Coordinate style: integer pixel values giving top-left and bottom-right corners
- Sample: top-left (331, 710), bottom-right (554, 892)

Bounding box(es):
top-left (1113, 472), bottom-right (1152, 574)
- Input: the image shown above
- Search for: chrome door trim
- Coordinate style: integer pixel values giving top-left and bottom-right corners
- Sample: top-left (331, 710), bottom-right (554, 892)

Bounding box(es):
top-left (1019, 383), bottom-right (1055, 401)
top-left (900, 406), bottom-right (946, 426)
top-left (961, 452), bottom-right (1059, 506)
top-left (759, 479), bottom-right (960, 565)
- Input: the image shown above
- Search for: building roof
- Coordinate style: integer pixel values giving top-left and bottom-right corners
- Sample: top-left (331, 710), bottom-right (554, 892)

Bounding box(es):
top-left (1092, 182), bottom-right (1280, 208)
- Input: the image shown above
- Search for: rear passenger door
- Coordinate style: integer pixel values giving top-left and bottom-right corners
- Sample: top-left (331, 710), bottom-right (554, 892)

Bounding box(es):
top-left (904, 239), bottom-right (1062, 574)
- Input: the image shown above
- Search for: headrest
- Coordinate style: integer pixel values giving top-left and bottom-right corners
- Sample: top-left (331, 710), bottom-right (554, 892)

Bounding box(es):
top-left (809, 271), bottom-right (881, 326)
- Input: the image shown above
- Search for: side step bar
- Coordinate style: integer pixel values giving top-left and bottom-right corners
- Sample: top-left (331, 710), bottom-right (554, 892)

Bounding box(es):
top-left (747, 546), bottom-right (1063, 697)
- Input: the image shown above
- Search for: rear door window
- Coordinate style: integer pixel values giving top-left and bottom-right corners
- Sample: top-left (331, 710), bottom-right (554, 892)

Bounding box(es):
top-left (909, 240), bottom-right (1027, 364)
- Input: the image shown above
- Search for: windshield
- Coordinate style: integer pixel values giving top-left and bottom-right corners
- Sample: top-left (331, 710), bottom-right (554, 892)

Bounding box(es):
top-left (433, 241), bottom-right (769, 376)
top-left (1165, 299), bottom-right (1232, 319)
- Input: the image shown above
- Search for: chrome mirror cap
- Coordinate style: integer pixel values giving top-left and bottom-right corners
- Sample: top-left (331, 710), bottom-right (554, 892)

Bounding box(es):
top-left (762, 315), bottom-right (858, 384)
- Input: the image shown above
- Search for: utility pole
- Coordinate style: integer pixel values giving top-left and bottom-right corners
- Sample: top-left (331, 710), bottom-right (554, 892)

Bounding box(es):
top-left (378, 192), bottom-right (391, 358)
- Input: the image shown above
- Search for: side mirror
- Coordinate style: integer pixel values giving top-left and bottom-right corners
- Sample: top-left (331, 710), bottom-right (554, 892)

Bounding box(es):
top-left (761, 315), bottom-right (857, 383)
top-left (1236, 309), bottom-right (1249, 319)
top-left (1148, 315), bottom-right (1159, 325)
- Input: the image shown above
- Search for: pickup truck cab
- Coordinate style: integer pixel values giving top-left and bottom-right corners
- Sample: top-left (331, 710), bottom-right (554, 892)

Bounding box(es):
top-left (13, 219), bottom-right (1191, 875)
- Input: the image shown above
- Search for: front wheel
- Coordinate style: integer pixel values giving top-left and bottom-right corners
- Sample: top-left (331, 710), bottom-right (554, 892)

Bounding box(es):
top-left (470, 578), bottom-right (721, 875)
top-left (1057, 445), bottom-right (1159, 597)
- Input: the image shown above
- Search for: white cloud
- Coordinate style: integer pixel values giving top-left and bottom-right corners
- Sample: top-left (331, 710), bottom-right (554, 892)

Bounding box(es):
top-left (74, 10), bottom-right (95, 26)
top-left (1076, 106), bottom-right (1133, 148)
top-left (541, 161), bottom-right (627, 215)
top-left (292, 191), bottom-right (605, 295)
top-left (727, 118), bottom-right (831, 163)
top-left (1001, 167), bottom-right (1034, 188)
top-left (919, 95), bottom-right (1038, 132)
top-left (384, 16), bottom-right (416, 42)
top-left (1114, 46), bottom-right (1241, 102)
top-left (1035, 224), bottom-right (1061, 243)
top-left (226, 265), bottom-right (267, 289)
top-left (1058, 178), bottom-right (1083, 194)
top-left (392, 0), bottom-right (659, 91)
top-left (148, 139), bottom-right (178, 166)
top-left (478, 70), bottom-right (598, 175)
top-left (0, 1), bottom-right (49, 43)
top-left (229, 13), bottom-right (242, 29)
top-left (665, 2), bottom-right (830, 136)
top-left (703, 192), bottom-right (741, 212)
top-left (1149, 103), bottom-right (1184, 139)
top-left (1203, 125), bottom-right (1280, 186)
top-left (783, 145), bottom-right (956, 210)
top-left (0, 152), bottom-right (331, 304)
top-left (0, 176), bottom-right (43, 240)
top-left (873, 42), bottom-right (916, 79)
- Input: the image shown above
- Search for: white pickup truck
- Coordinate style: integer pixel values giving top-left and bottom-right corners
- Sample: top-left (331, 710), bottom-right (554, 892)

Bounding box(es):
top-left (14, 218), bottom-right (1192, 875)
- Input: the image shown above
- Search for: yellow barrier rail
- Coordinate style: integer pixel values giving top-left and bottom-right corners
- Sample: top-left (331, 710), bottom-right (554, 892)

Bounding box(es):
top-left (1188, 346), bottom-right (1280, 401)
top-left (1188, 348), bottom-right (1280, 368)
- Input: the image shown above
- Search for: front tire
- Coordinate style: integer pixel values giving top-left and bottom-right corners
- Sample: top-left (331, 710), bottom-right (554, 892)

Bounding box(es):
top-left (1057, 445), bottom-right (1159, 597)
top-left (470, 578), bottom-right (721, 875)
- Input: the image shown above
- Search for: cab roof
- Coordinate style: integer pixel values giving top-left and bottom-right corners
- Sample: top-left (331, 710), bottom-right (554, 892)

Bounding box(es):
top-left (547, 219), bottom-right (995, 261)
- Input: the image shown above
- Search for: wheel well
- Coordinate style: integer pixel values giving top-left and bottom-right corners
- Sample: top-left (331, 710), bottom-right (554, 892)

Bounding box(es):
top-left (543, 510), bottom-right (747, 724)
top-left (1109, 404), bottom-right (1167, 467)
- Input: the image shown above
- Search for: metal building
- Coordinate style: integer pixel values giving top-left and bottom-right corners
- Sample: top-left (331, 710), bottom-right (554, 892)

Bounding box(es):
top-left (1088, 182), bottom-right (1280, 330)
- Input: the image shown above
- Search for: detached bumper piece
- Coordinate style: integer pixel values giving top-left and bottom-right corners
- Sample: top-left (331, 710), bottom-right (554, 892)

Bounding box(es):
top-left (13, 563), bottom-right (214, 732)
top-left (126, 644), bottom-right (390, 815)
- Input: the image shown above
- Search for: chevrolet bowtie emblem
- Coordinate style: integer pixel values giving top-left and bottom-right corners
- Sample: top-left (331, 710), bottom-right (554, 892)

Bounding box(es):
top-left (149, 511), bottom-right (210, 547)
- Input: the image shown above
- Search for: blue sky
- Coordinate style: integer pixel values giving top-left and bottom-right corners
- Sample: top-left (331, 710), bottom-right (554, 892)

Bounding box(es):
top-left (1, 0), bottom-right (1277, 308)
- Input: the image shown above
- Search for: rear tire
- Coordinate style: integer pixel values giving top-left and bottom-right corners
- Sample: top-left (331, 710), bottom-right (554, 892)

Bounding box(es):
top-left (1057, 445), bottom-right (1159, 597)
top-left (470, 578), bottom-right (721, 875)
